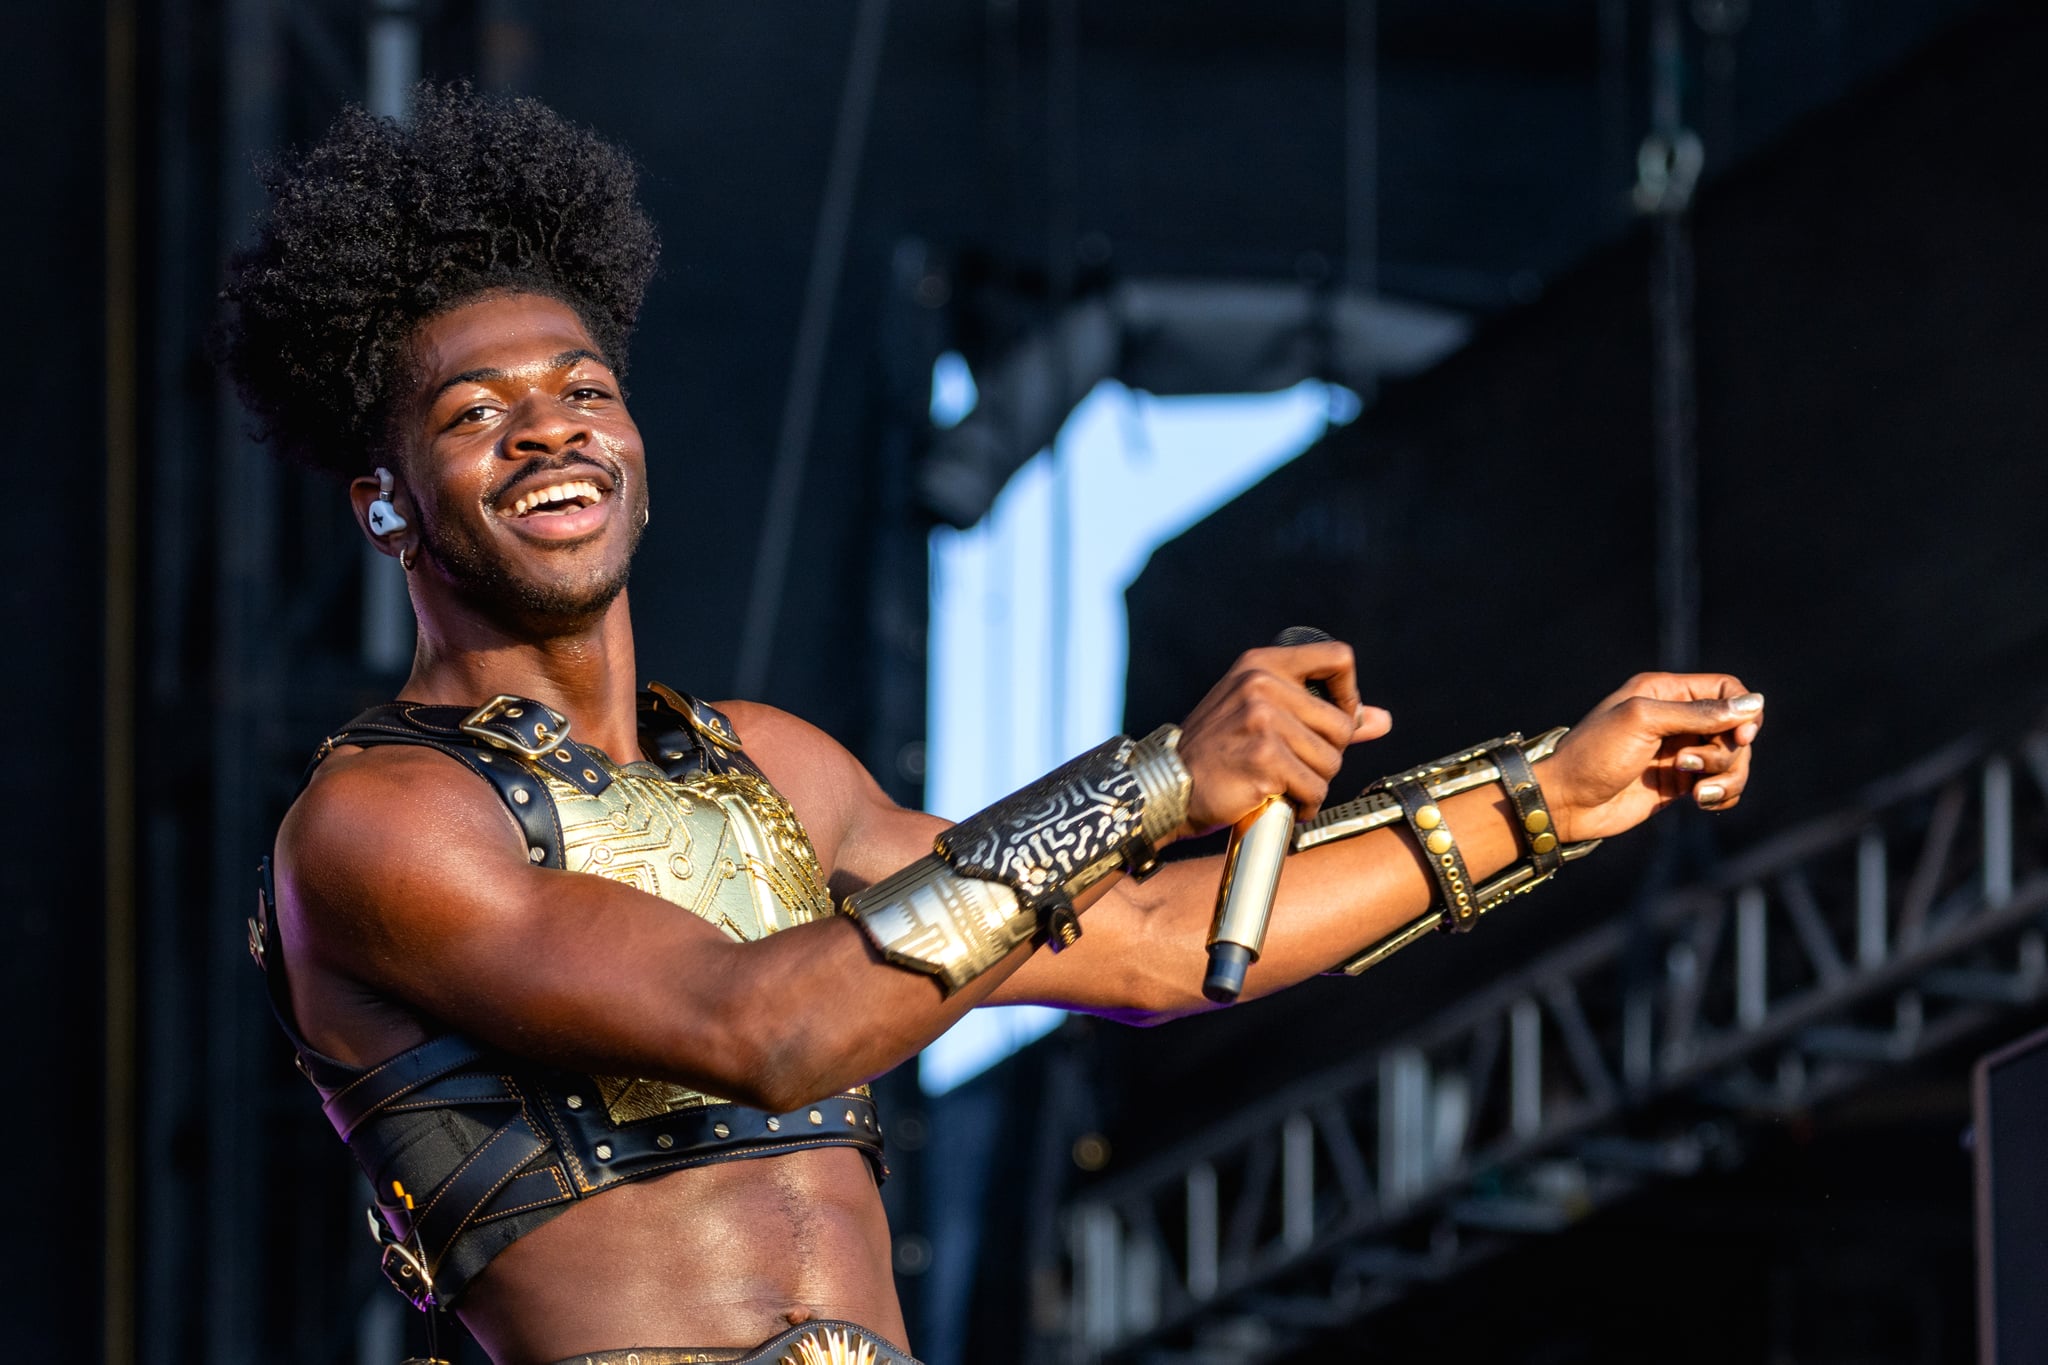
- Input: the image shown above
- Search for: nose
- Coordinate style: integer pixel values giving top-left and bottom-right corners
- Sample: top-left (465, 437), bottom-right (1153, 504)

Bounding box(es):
top-left (504, 390), bottom-right (590, 457)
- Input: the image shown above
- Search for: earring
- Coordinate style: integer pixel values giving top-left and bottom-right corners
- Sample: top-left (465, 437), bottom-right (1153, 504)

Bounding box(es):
top-left (367, 467), bottom-right (409, 536)
top-left (399, 546), bottom-right (418, 572)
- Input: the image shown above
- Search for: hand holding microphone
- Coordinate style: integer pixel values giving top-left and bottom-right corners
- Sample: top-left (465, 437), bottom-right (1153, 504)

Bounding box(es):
top-left (1198, 626), bottom-right (1361, 1003)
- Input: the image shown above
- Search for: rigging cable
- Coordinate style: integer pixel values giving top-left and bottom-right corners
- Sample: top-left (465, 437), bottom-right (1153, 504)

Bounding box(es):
top-left (734, 0), bottom-right (893, 696)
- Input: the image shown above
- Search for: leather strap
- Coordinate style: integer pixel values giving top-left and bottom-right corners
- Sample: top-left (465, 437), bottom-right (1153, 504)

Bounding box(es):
top-left (1391, 777), bottom-right (1481, 932)
top-left (268, 685), bottom-right (894, 1311)
top-left (1487, 740), bottom-right (1563, 878)
top-left (639, 685), bottom-right (764, 783)
top-left (549, 1319), bottom-right (923, 1365)
top-left (306, 688), bottom-right (754, 871)
top-left (322, 1033), bottom-right (492, 1142)
top-left (327, 699), bottom-right (614, 796)
top-left (537, 1091), bottom-right (885, 1183)
top-left (405, 1113), bottom-right (556, 1265)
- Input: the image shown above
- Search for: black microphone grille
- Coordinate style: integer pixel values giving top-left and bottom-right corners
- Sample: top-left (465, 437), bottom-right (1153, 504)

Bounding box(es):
top-left (1273, 626), bottom-right (1336, 702)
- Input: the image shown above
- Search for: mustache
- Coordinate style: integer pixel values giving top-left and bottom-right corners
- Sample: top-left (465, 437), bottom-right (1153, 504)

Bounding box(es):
top-left (485, 451), bottom-right (615, 508)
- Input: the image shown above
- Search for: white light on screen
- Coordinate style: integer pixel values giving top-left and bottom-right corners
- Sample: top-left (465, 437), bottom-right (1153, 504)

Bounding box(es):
top-left (917, 376), bottom-right (1356, 1095)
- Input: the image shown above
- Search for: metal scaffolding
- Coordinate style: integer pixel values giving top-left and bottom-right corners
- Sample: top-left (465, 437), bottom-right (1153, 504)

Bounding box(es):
top-left (1054, 720), bottom-right (2048, 1363)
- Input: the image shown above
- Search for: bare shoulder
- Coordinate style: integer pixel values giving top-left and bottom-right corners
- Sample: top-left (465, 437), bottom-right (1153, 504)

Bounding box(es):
top-left (714, 700), bottom-right (941, 890)
top-left (274, 744), bottom-right (527, 960)
top-left (282, 743), bottom-right (522, 860)
top-left (715, 701), bottom-right (864, 779)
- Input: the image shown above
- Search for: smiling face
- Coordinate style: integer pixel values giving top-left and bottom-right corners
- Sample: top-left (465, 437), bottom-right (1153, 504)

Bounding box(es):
top-left (382, 290), bottom-right (650, 635)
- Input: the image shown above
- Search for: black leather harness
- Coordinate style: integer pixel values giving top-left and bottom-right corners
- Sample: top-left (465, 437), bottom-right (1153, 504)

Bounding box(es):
top-left (249, 686), bottom-right (885, 1310)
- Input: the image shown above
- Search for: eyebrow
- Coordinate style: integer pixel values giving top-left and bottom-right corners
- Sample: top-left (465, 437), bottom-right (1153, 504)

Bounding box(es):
top-left (430, 348), bottom-right (610, 402)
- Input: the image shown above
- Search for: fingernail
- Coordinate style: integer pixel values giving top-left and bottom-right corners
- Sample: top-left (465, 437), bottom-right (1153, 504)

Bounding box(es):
top-left (1697, 783), bottom-right (1726, 806)
top-left (1731, 692), bottom-right (1764, 714)
top-left (1677, 753), bottom-right (1705, 772)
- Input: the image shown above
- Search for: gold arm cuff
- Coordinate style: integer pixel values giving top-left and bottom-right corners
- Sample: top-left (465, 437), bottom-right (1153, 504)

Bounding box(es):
top-left (1129, 724), bottom-right (1193, 857)
top-left (1301, 726), bottom-right (1603, 976)
top-left (842, 854), bottom-right (1035, 995)
top-left (1294, 726), bottom-right (1573, 852)
top-left (844, 723), bottom-right (1189, 993)
top-left (1328, 838), bottom-right (1602, 975)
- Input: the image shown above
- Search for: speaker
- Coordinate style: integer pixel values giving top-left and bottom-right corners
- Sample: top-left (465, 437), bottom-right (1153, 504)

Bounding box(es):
top-left (1976, 1021), bottom-right (2048, 1365)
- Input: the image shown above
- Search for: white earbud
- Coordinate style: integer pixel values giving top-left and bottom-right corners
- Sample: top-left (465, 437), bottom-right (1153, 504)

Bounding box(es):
top-left (367, 467), bottom-right (409, 536)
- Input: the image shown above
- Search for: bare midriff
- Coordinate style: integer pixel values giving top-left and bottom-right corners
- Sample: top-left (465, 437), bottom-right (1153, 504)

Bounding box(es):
top-left (457, 1145), bottom-right (906, 1365)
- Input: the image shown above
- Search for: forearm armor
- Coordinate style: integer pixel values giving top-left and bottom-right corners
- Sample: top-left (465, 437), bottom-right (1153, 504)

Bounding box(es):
top-left (1297, 727), bottom-right (1602, 975)
top-left (844, 726), bottom-right (1192, 993)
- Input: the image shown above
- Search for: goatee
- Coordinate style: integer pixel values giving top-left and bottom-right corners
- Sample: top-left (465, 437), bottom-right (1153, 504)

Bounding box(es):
top-left (415, 503), bottom-right (644, 635)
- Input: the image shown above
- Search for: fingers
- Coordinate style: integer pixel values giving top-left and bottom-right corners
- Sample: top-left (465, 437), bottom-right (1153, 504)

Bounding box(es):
top-left (1694, 742), bottom-right (1754, 811)
top-left (1187, 706), bottom-right (1345, 826)
top-left (1624, 686), bottom-right (1763, 811)
top-left (1670, 742), bottom-right (1739, 775)
top-left (1734, 710), bottom-right (1764, 747)
top-left (1668, 730), bottom-right (1755, 809)
top-left (1614, 689), bottom-right (1765, 740)
top-left (1242, 639), bottom-right (1356, 709)
top-left (1351, 704), bottom-right (1394, 743)
top-left (1237, 639), bottom-right (1386, 744)
top-left (1608, 670), bottom-right (1751, 706)
top-left (1222, 666), bottom-right (1354, 754)
top-left (1178, 642), bottom-right (1390, 829)
top-left (1671, 742), bottom-right (1742, 804)
top-left (1271, 739), bottom-right (1340, 818)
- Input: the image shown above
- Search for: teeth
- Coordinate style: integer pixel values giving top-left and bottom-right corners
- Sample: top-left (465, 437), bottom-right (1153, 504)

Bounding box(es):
top-left (509, 480), bottom-right (604, 517)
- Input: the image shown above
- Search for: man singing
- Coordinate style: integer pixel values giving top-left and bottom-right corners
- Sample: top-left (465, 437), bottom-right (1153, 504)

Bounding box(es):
top-left (222, 87), bottom-right (1763, 1365)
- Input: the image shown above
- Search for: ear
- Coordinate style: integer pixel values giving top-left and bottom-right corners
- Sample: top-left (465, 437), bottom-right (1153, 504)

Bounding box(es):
top-left (348, 470), bottom-right (413, 560)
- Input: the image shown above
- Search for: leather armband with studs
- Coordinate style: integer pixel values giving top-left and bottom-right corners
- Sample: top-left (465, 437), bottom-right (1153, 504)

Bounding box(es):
top-left (844, 726), bottom-right (1191, 994)
top-left (1297, 727), bottom-right (1603, 976)
top-left (1391, 778), bottom-right (1481, 932)
top-left (1487, 739), bottom-right (1563, 876)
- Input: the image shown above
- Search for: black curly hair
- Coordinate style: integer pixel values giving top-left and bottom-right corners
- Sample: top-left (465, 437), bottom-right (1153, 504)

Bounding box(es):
top-left (219, 83), bottom-right (661, 478)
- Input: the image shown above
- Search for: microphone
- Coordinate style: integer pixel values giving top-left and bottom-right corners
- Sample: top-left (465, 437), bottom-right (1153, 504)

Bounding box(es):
top-left (1202, 626), bottom-right (1336, 1004)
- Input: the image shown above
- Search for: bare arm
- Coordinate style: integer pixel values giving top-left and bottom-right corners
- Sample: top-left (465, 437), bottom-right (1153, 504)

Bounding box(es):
top-left (990, 667), bottom-right (1766, 1021)
top-left (274, 743), bottom-right (1029, 1114)
top-left (737, 654), bottom-right (1764, 1028)
top-left (277, 653), bottom-right (1761, 1111)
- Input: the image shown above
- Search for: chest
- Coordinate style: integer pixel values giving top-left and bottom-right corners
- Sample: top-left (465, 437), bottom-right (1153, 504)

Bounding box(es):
top-left (544, 759), bottom-right (834, 940)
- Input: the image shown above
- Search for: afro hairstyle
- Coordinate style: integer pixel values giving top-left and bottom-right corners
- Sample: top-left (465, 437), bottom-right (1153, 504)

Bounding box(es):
top-left (218, 83), bottom-right (661, 478)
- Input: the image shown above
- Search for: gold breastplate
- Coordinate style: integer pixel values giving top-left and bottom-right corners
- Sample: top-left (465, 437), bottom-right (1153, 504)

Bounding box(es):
top-left (541, 751), bottom-right (836, 1123)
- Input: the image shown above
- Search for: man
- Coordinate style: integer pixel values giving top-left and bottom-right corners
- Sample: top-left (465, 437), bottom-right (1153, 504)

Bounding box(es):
top-left (221, 88), bottom-right (1762, 1365)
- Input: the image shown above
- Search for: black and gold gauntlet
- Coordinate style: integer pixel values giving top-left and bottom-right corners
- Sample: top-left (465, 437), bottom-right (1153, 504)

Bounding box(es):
top-left (1297, 727), bottom-right (1601, 975)
top-left (844, 726), bottom-right (1192, 993)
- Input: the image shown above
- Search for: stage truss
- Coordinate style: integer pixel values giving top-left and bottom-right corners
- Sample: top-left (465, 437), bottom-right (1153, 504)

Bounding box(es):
top-left (1052, 721), bottom-right (2048, 1363)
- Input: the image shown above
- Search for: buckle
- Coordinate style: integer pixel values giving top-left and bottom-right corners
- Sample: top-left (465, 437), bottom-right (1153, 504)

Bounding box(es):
top-left (365, 1205), bottom-right (438, 1311)
top-left (646, 682), bottom-right (739, 752)
top-left (247, 881), bottom-right (270, 970)
top-left (459, 694), bottom-right (570, 759)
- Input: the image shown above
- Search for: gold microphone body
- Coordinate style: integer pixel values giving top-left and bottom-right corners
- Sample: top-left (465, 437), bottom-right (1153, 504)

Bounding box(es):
top-left (1201, 626), bottom-right (1335, 1003)
top-left (1202, 796), bottom-right (1297, 1001)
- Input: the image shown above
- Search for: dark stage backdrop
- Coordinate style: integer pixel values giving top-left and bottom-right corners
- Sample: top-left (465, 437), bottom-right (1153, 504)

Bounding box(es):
top-left (951, 10), bottom-right (2048, 1362)
top-left (1098, 0), bottom-right (2048, 1134)
top-left (10, 1), bottom-right (2039, 1361)
top-left (3, 0), bottom-right (114, 1356)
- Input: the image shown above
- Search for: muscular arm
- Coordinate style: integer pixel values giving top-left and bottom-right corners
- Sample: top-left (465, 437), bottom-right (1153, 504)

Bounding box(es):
top-left (734, 704), bottom-right (1521, 1027)
top-left (274, 742), bottom-right (1029, 1114)
top-left (278, 659), bottom-right (1760, 1112)
top-left (736, 664), bottom-right (1766, 1028)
